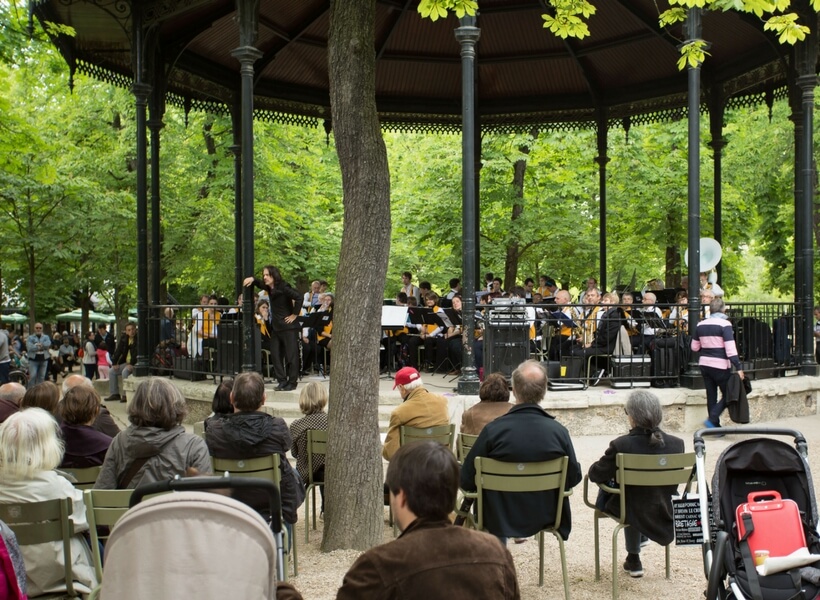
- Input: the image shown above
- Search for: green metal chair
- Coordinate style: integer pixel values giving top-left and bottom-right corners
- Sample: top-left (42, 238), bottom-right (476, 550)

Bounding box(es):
top-left (390, 424), bottom-right (456, 534)
top-left (399, 423), bottom-right (455, 451)
top-left (61, 465), bottom-right (103, 490)
top-left (457, 432), bottom-right (479, 464)
top-left (211, 453), bottom-right (297, 578)
top-left (0, 497), bottom-right (79, 597)
top-left (84, 489), bottom-right (133, 582)
top-left (192, 420), bottom-right (206, 439)
top-left (471, 456), bottom-right (572, 596)
top-left (582, 451), bottom-right (695, 600)
top-left (304, 429), bottom-right (327, 543)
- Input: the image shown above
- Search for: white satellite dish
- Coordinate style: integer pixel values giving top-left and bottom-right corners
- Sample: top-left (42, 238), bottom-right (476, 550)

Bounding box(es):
top-left (684, 238), bottom-right (722, 272)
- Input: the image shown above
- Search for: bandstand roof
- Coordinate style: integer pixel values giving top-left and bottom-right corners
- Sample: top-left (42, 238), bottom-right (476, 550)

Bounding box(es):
top-left (33, 0), bottom-right (812, 132)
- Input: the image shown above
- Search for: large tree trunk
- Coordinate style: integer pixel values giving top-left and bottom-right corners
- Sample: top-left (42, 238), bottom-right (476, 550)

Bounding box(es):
top-left (322, 0), bottom-right (391, 551)
top-left (504, 140), bottom-right (532, 289)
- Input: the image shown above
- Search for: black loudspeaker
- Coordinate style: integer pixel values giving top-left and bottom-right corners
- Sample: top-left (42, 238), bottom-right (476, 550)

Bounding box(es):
top-left (484, 322), bottom-right (530, 380)
top-left (216, 322), bottom-right (243, 376)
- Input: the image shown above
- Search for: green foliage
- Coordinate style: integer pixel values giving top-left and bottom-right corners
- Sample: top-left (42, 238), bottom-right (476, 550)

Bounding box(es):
top-left (418, 0), bottom-right (478, 21)
top-left (418, 0), bottom-right (818, 69)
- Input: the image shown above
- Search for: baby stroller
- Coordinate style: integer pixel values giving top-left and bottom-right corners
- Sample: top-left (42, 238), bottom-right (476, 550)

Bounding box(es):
top-left (8, 355), bottom-right (27, 386)
top-left (97, 476), bottom-right (285, 599)
top-left (696, 427), bottom-right (820, 600)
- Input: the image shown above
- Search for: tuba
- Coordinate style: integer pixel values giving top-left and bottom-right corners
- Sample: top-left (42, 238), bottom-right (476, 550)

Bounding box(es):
top-left (684, 237), bottom-right (722, 276)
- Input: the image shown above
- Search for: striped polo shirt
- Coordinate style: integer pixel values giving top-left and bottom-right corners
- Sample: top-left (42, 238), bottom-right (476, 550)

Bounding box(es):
top-left (690, 312), bottom-right (742, 370)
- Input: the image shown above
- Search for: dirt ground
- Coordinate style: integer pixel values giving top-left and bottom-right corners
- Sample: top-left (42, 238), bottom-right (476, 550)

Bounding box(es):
top-left (285, 413), bottom-right (820, 599)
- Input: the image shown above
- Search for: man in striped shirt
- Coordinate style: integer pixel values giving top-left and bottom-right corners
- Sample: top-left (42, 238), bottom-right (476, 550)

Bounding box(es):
top-left (690, 297), bottom-right (745, 428)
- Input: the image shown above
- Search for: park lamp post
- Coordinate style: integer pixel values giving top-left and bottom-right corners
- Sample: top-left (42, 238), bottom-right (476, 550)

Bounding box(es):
top-left (455, 14), bottom-right (480, 396)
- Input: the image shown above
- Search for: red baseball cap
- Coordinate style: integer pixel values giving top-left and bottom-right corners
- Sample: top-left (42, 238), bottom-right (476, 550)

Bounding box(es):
top-left (393, 366), bottom-right (420, 389)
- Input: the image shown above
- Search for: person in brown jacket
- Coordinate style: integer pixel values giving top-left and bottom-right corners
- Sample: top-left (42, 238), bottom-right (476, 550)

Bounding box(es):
top-left (461, 372), bottom-right (512, 435)
top-left (382, 367), bottom-right (449, 461)
top-left (339, 441), bottom-right (520, 599)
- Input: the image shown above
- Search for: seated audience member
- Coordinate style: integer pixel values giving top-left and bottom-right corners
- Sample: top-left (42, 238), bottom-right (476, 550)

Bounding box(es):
top-left (58, 386), bottom-right (113, 468)
top-left (587, 390), bottom-right (685, 578)
top-left (21, 381), bottom-right (60, 417)
top-left (95, 378), bottom-right (211, 489)
top-left (289, 382), bottom-right (328, 512)
top-left (107, 323), bottom-right (137, 402)
top-left (0, 408), bottom-right (99, 596)
top-left (204, 380), bottom-right (234, 431)
top-left (206, 372), bottom-right (304, 526)
top-left (61, 374), bottom-right (120, 438)
top-left (0, 382), bottom-right (25, 424)
top-left (461, 372), bottom-right (512, 435)
top-left (461, 360), bottom-right (581, 544)
top-left (382, 367), bottom-right (449, 461)
top-left (334, 441), bottom-right (520, 599)
top-left (58, 337), bottom-right (77, 375)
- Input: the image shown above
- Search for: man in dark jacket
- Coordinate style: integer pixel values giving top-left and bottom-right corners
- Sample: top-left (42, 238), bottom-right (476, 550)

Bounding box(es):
top-left (461, 359), bottom-right (582, 543)
top-left (337, 441), bottom-right (520, 599)
top-left (244, 266), bottom-right (303, 391)
top-left (107, 323), bottom-right (137, 402)
top-left (205, 371), bottom-right (303, 525)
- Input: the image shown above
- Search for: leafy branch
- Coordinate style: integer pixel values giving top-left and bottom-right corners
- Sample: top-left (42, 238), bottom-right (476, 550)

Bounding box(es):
top-left (418, 0), bottom-right (817, 69)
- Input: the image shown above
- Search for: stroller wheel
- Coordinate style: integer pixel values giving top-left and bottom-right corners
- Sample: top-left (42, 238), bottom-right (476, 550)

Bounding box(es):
top-left (8, 370), bottom-right (27, 386)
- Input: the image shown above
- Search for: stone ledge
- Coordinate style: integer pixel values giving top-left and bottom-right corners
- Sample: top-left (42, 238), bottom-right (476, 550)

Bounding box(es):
top-left (122, 374), bottom-right (820, 437)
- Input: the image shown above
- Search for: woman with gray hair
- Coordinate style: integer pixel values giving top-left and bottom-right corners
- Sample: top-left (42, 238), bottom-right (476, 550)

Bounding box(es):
top-left (0, 408), bottom-right (99, 595)
top-left (587, 390), bottom-right (685, 578)
top-left (95, 378), bottom-right (211, 489)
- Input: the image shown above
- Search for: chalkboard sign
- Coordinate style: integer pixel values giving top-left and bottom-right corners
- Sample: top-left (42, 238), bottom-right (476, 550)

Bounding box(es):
top-left (673, 495), bottom-right (715, 546)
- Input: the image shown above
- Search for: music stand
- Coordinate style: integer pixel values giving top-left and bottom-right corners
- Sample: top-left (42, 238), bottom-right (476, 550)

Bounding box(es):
top-left (381, 305), bottom-right (408, 377)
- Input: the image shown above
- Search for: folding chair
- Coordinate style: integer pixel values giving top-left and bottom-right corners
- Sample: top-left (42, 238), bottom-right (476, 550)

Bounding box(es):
top-left (582, 451), bottom-right (695, 600)
top-left (211, 453), bottom-right (298, 578)
top-left (61, 465), bottom-right (103, 490)
top-left (390, 424), bottom-right (456, 534)
top-left (470, 456), bottom-right (572, 596)
top-left (83, 489), bottom-right (133, 582)
top-left (0, 497), bottom-right (79, 597)
top-left (304, 429), bottom-right (327, 543)
top-left (399, 423), bottom-right (455, 452)
top-left (192, 421), bottom-right (206, 439)
top-left (457, 432), bottom-right (479, 464)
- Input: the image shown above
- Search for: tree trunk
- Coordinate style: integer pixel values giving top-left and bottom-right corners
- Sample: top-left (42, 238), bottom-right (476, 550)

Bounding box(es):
top-left (504, 142), bottom-right (532, 289)
top-left (322, 0), bottom-right (391, 551)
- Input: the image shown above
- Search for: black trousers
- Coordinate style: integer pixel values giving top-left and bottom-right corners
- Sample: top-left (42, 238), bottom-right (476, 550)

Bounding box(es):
top-left (272, 329), bottom-right (300, 385)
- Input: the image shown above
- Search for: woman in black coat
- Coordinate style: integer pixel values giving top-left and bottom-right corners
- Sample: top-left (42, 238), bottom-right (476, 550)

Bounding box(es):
top-left (588, 390), bottom-right (685, 578)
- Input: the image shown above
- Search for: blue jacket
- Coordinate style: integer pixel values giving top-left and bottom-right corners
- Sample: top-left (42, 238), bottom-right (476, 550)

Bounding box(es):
top-left (26, 333), bottom-right (51, 359)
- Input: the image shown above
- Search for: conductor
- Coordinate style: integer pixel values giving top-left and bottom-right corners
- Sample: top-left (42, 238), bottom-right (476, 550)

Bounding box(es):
top-left (244, 266), bottom-right (302, 391)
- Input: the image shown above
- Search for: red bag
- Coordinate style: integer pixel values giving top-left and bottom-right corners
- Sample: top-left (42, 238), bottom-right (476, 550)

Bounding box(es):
top-left (736, 490), bottom-right (806, 558)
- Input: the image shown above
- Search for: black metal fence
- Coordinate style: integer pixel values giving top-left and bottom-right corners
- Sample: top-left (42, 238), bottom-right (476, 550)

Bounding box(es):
top-left (137, 301), bottom-right (809, 387)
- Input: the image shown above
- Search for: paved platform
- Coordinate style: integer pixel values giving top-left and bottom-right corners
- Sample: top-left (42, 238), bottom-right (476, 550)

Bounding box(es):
top-left (117, 370), bottom-right (820, 437)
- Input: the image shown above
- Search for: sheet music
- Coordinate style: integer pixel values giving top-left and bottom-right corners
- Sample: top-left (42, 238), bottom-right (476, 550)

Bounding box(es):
top-left (382, 305), bottom-right (409, 327)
